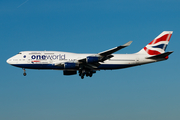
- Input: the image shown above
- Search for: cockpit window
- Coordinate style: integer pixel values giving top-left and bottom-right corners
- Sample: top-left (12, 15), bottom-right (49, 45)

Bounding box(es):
top-left (18, 53), bottom-right (22, 54)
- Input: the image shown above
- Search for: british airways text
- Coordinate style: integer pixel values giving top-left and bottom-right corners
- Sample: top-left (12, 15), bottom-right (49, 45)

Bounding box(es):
top-left (31, 54), bottom-right (65, 60)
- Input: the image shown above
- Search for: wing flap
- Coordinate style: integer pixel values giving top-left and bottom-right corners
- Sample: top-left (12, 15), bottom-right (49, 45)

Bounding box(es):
top-left (83, 63), bottom-right (99, 69)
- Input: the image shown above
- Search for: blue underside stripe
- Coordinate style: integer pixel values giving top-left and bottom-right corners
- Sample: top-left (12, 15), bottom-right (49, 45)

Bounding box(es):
top-left (12, 64), bottom-right (134, 70)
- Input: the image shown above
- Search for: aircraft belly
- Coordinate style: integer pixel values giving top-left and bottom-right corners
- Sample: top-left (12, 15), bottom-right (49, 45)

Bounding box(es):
top-left (12, 64), bottom-right (64, 69)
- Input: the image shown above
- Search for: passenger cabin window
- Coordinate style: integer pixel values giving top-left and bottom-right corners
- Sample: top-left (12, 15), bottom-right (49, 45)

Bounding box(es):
top-left (29, 53), bottom-right (41, 55)
top-left (45, 53), bottom-right (54, 55)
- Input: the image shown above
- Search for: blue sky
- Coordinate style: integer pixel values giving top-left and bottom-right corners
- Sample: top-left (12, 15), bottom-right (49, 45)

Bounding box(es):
top-left (1, 0), bottom-right (180, 120)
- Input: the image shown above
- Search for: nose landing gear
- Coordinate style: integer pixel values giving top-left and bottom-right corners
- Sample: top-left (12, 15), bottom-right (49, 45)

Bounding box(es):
top-left (23, 68), bottom-right (27, 76)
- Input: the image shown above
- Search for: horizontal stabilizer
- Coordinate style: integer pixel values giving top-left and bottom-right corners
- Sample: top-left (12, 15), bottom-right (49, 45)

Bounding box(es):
top-left (146, 51), bottom-right (173, 59)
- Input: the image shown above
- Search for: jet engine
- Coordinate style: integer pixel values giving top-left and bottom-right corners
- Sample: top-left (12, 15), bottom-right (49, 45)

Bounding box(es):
top-left (64, 62), bottom-right (78, 69)
top-left (86, 56), bottom-right (99, 63)
top-left (63, 70), bottom-right (77, 75)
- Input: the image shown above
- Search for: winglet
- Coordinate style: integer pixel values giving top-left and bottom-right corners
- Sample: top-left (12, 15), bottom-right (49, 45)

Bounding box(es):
top-left (122, 41), bottom-right (133, 47)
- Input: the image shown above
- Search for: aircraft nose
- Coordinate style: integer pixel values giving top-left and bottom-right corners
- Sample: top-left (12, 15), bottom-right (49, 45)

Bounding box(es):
top-left (6, 58), bottom-right (11, 64)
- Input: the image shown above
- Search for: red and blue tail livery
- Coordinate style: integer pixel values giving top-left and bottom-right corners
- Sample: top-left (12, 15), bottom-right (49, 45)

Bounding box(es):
top-left (138, 31), bottom-right (173, 55)
top-left (7, 31), bottom-right (173, 79)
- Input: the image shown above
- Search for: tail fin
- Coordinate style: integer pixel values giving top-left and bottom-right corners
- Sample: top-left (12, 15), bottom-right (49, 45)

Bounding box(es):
top-left (137, 31), bottom-right (173, 55)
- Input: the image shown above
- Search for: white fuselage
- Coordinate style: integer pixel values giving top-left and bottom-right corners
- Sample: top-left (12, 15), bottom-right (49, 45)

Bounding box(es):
top-left (6, 51), bottom-right (157, 70)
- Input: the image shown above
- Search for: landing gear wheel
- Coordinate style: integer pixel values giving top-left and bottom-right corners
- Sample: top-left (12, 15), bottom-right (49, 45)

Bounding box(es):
top-left (86, 73), bottom-right (89, 77)
top-left (81, 72), bottom-right (85, 79)
top-left (22, 68), bottom-right (27, 76)
top-left (23, 73), bottom-right (27, 76)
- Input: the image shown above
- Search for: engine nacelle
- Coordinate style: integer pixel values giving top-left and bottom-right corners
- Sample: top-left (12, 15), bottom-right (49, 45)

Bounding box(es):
top-left (86, 56), bottom-right (99, 63)
top-left (64, 62), bottom-right (77, 69)
top-left (63, 70), bottom-right (77, 75)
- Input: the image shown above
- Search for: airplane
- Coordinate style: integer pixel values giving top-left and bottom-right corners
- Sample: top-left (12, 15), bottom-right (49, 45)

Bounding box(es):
top-left (6, 31), bottom-right (173, 79)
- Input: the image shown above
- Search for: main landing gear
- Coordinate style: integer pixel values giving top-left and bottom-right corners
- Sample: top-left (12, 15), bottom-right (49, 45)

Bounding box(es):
top-left (79, 69), bottom-right (96, 79)
top-left (23, 68), bottom-right (27, 76)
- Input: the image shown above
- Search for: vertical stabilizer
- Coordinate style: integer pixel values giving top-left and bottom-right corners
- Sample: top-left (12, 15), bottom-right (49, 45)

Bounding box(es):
top-left (137, 31), bottom-right (173, 55)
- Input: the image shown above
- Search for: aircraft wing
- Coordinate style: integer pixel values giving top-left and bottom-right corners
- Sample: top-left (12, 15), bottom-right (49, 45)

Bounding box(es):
top-left (78, 41), bottom-right (132, 66)
top-left (98, 41), bottom-right (132, 56)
